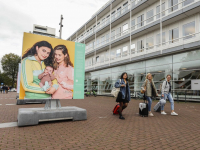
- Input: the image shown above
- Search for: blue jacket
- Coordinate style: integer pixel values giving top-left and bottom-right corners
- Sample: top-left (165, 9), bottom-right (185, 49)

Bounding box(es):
top-left (115, 79), bottom-right (131, 101)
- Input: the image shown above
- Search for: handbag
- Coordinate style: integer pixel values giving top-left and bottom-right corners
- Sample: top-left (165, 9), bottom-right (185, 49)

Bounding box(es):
top-left (141, 80), bottom-right (148, 94)
top-left (111, 79), bottom-right (121, 97)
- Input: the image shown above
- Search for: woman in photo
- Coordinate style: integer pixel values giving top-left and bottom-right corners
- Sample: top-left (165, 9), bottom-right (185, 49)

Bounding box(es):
top-left (141, 73), bottom-right (158, 116)
top-left (21, 41), bottom-right (58, 99)
top-left (52, 45), bottom-right (74, 99)
top-left (115, 72), bottom-right (131, 120)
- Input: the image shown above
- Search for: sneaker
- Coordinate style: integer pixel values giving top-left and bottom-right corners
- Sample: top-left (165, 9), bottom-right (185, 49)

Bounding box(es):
top-left (171, 112), bottom-right (178, 116)
top-left (161, 111), bottom-right (167, 115)
top-left (119, 116), bottom-right (125, 120)
top-left (149, 113), bottom-right (154, 117)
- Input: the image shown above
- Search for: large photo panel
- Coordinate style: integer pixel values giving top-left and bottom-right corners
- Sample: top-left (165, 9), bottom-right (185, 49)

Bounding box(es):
top-left (19, 33), bottom-right (85, 100)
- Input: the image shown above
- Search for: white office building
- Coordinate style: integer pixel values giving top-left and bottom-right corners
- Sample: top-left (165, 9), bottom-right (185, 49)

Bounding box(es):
top-left (67, 0), bottom-right (200, 101)
top-left (33, 24), bottom-right (56, 37)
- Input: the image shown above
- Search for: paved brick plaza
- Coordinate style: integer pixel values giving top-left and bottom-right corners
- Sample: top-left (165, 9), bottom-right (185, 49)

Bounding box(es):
top-left (0, 92), bottom-right (200, 150)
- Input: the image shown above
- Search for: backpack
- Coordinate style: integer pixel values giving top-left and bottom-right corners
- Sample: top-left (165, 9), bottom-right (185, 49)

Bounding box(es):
top-left (159, 81), bottom-right (167, 94)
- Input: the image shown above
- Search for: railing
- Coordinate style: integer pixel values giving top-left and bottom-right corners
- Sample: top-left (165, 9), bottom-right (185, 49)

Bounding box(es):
top-left (80, 0), bottom-right (197, 44)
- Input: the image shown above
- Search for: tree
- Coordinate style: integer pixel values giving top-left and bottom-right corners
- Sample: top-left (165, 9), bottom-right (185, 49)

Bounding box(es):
top-left (1, 53), bottom-right (21, 87)
top-left (0, 70), bottom-right (12, 86)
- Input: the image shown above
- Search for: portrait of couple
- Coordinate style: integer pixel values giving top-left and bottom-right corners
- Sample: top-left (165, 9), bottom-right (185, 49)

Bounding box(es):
top-left (20, 40), bottom-right (74, 100)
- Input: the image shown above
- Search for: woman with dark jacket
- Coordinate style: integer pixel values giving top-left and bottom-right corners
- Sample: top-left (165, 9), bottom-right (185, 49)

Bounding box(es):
top-left (141, 73), bottom-right (158, 116)
top-left (115, 72), bottom-right (131, 120)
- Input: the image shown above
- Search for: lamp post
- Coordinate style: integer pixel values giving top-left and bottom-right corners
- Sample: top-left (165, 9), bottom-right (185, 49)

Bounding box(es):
top-left (59, 15), bottom-right (64, 39)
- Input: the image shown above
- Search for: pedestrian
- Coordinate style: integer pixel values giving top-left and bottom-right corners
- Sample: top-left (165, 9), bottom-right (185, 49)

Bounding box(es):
top-left (141, 73), bottom-right (158, 117)
top-left (6, 86), bottom-right (9, 94)
top-left (161, 75), bottom-right (178, 116)
top-left (2, 85), bottom-right (5, 94)
top-left (115, 72), bottom-right (131, 120)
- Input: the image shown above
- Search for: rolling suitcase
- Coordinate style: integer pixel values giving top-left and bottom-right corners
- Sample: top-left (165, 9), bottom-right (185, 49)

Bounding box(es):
top-left (154, 99), bottom-right (166, 112)
top-left (139, 100), bottom-right (148, 117)
top-left (154, 102), bottom-right (161, 112)
top-left (113, 103), bottom-right (123, 115)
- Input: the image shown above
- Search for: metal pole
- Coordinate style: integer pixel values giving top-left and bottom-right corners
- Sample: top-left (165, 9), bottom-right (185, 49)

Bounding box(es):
top-left (59, 15), bottom-right (64, 39)
top-left (160, 0), bottom-right (162, 54)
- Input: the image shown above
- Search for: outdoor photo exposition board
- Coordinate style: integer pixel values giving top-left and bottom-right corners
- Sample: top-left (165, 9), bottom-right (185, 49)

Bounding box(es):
top-left (19, 33), bottom-right (85, 99)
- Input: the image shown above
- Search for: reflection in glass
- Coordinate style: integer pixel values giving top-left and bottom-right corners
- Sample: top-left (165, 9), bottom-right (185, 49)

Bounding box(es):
top-left (168, 0), bottom-right (178, 13)
top-left (137, 40), bottom-right (144, 53)
top-left (183, 21), bottom-right (195, 40)
top-left (169, 28), bottom-right (179, 43)
top-left (137, 14), bottom-right (144, 28)
top-left (146, 9), bottom-right (154, 23)
top-left (146, 37), bottom-right (154, 50)
top-left (182, 0), bottom-right (194, 6)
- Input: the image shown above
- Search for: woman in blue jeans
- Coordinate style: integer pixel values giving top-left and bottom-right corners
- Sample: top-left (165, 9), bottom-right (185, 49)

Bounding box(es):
top-left (141, 73), bottom-right (158, 116)
top-left (115, 72), bottom-right (131, 120)
top-left (161, 74), bottom-right (178, 116)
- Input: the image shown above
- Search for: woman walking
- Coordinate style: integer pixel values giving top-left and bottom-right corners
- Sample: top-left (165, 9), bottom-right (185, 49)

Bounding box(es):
top-left (115, 72), bottom-right (131, 120)
top-left (141, 73), bottom-right (158, 116)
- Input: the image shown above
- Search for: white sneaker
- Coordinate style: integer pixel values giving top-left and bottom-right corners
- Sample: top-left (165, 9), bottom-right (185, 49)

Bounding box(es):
top-left (171, 112), bottom-right (178, 116)
top-left (161, 111), bottom-right (167, 115)
top-left (149, 113), bottom-right (154, 117)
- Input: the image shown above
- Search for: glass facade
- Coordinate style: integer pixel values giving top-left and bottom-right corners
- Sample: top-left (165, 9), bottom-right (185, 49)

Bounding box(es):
top-left (85, 49), bottom-right (200, 100)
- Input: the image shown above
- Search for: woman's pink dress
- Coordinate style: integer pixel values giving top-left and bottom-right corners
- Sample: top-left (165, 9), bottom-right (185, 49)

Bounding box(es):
top-left (52, 65), bottom-right (74, 99)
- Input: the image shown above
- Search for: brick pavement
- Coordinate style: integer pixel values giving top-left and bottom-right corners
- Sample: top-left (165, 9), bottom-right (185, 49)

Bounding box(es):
top-left (0, 92), bottom-right (200, 150)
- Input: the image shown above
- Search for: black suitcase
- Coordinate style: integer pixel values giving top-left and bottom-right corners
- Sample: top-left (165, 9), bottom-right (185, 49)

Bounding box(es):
top-left (139, 99), bottom-right (148, 117)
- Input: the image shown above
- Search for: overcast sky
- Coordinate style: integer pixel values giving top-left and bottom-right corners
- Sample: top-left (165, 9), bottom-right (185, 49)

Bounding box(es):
top-left (0, 0), bottom-right (108, 70)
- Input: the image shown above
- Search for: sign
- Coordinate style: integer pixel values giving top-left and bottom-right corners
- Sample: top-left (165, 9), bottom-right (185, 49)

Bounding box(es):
top-left (19, 33), bottom-right (85, 99)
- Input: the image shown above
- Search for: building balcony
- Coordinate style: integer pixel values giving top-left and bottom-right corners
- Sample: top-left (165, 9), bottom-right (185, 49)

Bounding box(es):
top-left (85, 31), bottom-right (200, 72)
top-left (84, 0), bottom-right (200, 58)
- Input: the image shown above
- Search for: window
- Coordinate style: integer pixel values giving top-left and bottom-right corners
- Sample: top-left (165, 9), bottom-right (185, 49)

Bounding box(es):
top-left (96, 56), bottom-right (99, 63)
top-left (100, 54), bottom-right (104, 63)
top-left (111, 50), bottom-right (115, 60)
top-left (137, 14), bottom-right (144, 28)
top-left (131, 43), bottom-right (136, 54)
top-left (122, 46), bottom-right (128, 56)
top-left (169, 28), bottom-right (179, 43)
top-left (111, 30), bottom-right (115, 40)
top-left (156, 3), bottom-right (165, 19)
top-left (93, 41), bottom-right (95, 49)
top-left (101, 36), bottom-right (105, 45)
top-left (116, 49), bottom-right (121, 58)
top-left (131, 0), bottom-right (136, 7)
top-left (182, 0), bottom-right (194, 6)
top-left (116, 27), bottom-right (121, 38)
top-left (137, 40), bottom-right (144, 53)
top-left (156, 32), bottom-right (166, 47)
top-left (168, 0), bottom-right (178, 13)
top-left (106, 34), bottom-right (109, 43)
top-left (117, 7), bottom-right (121, 17)
top-left (106, 15), bottom-right (110, 24)
top-left (102, 18), bottom-right (105, 26)
top-left (111, 11), bottom-right (115, 21)
top-left (96, 38), bottom-right (100, 47)
top-left (123, 2), bottom-right (128, 13)
top-left (146, 9), bottom-right (154, 23)
top-left (93, 25), bottom-right (96, 32)
top-left (96, 22), bottom-right (100, 30)
top-left (131, 19), bottom-right (135, 30)
top-left (123, 23), bottom-right (128, 34)
top-left (105, 51), bottom-right (109, 61)
top-left (146, 37), bottom-right (154, 50)
top-left (183, 21), bottom-right (195, 39)
top-left (90, 28), bottom-right (93, 35)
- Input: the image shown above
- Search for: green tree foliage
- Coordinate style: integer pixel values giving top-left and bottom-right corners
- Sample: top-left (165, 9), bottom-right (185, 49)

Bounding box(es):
top-left (1, 53), bottom-right (21, 87)
top-left (0, 70), bottom-right (12, 86)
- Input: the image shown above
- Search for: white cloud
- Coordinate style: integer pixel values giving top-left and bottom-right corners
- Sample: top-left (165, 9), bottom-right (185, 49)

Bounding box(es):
top-left (0, 0), bottom-right (109, 71)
